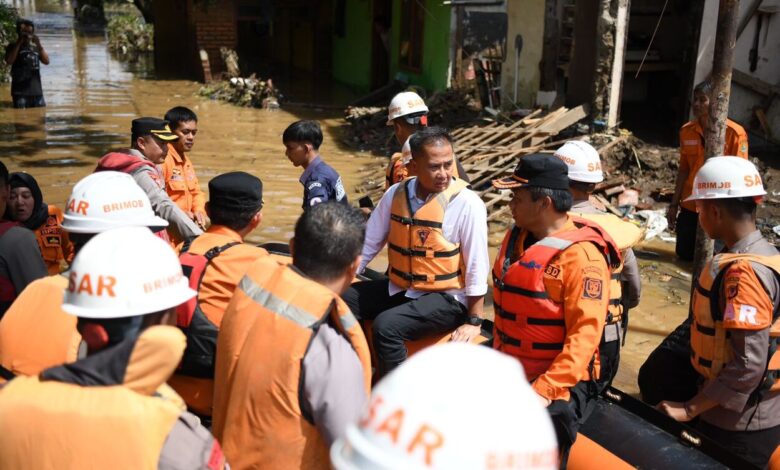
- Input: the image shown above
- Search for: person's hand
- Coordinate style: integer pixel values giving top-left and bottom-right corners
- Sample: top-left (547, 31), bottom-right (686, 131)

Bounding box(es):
top-left (536, 392), bottom-right (551, 408)
top-left (657, 400), bottom-right (693, 422)
top-left (450, 323), bottom-right (481, 343)
top-left (666, 203), bottom-right (678, 231)
top-left (193, 210), bottom-right (208, 229)
top-left (32, 35), bottom-right (41, 47)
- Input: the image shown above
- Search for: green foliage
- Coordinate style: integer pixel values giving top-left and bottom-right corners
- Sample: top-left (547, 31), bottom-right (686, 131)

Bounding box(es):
top-left (0, 4), bottom-right (19, 83)
top-left (106, 14), bottom-right (152, 60)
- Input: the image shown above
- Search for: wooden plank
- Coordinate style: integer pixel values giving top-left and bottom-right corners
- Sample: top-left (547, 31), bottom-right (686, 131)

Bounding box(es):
top-left (536, 104), bottom-right (589, 133)
top-left (732, 68), bottom-right (780, 97)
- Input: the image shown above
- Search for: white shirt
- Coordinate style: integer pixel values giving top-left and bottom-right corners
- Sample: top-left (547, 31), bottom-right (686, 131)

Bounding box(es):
top-left (358, 178), bottom-right (489, 306)
top-left (400, 137), bottom-right (412, 165)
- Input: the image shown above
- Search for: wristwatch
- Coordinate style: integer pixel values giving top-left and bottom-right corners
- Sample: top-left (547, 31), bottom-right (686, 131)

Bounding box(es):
top-left (466, 316), bottom-right (483, 326)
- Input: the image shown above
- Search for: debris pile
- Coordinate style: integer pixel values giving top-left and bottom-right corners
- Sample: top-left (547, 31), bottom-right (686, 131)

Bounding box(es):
top-left (199, 76), bottom-right (279, 109)
top-left (106, 14), bottom-right (153, 59)
top-left (198, 48), bottom-right (279, 110)
top-left (343, 88), bottom-right (481, 153)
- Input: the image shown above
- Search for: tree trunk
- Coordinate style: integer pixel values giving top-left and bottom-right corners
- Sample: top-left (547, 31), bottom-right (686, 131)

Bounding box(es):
top-left (133, 0), bottom-right (155, 24)
top-left (691, 0), bottom-right (741, 282)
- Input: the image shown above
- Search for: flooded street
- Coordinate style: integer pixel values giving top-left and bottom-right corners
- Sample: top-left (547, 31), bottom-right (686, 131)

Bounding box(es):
top-left (0, 1), bottom-right (381, 244)
top-left (1, 1), bottom-right (695, 396)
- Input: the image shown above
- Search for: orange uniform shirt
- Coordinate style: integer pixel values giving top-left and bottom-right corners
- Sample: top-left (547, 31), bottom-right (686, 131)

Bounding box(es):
top-left (679, 119), bottom-right (748, 211)
top-left (510, 219), bottom-right (611, 402)
top-left (168, 225), bottom-right (267, 415)
top-left (161, 144), bottom-right (206, 217)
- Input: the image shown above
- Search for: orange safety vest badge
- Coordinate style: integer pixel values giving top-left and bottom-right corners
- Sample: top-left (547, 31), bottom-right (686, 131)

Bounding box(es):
top-left (215, 261), bottom-right (371, 469)
top-left (35, 206), bottom-right (71, 275)
top-left (492, 217), bottom-right (621, 380)
top-left (691, 253), bottom-right (780, 398)
top-left (387, 178), bottom-right (469, 292)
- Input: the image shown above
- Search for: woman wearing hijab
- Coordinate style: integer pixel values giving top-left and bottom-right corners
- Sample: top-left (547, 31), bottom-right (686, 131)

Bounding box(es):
top-left (6, 173), bottom-right (73, 274)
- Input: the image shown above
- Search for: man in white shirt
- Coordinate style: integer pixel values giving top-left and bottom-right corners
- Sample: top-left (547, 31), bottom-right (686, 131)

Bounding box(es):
top-left (343, 127), bottom-right (489, 378)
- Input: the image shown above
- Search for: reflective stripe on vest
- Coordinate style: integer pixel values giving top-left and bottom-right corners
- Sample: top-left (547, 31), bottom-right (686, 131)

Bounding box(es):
top-left (217, 262), bottom-right (371, 470)
top-left (387, 178), bottom-right (468, 291)
top-left (492, 217), bottom-right (621, 380)
top-left (691, 253), bottom-right (780, 397)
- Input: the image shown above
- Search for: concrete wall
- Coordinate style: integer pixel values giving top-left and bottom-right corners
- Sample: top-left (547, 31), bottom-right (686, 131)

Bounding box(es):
top-left (694, 1), bottom-right (780, 137)
top-left (391, 0), bottom-right (452, 91)
top-left (500, 0), bottom-right (545, 107)
top-left (332, 0), bottom-right (373, 92)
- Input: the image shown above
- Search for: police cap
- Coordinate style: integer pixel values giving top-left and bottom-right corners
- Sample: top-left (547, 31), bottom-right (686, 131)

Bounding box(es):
top-left (208, 172), bottom-right (263, 212)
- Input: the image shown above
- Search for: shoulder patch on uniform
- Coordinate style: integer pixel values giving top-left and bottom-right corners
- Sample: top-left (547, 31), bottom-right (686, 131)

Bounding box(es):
top-left (582, 278), bottom-right (603, 300)
top-left (544, 264), bottom-right (561, 278)
top-left (307, 181), bottom-right (323, 190)
top-left (309, 197), bottom-right (322, 206)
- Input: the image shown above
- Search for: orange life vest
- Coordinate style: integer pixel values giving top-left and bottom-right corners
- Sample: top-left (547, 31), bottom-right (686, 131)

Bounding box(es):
top-left (387, 178), bottom-right (469, 291)
top-left (691, 253), bottom-right (780, 397)
top-left (33, 206), bottom-right (72, 275)
top-left (0, 326), bottom-right (188, 470)
top-left (215, 261), bottom-right (371, 469)
top-left (492, 217), bottom-right (621, 380)
top-left (0, 275), bottom-right (79, 384)
top-left (385, 152), bottom-right (465, 189)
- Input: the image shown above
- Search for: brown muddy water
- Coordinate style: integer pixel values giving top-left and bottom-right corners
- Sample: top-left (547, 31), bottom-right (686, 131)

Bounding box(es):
top-left (0, 1), bottom-right (383, 245)
top-left (2, 1), bottom-right (692, 395)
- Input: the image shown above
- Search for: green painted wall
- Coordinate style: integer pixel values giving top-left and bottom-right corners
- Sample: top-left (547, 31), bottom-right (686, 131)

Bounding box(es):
top-left (332, 0), bottom-right (373, 92)
top-left (391, 0), bottom-right (452, 92)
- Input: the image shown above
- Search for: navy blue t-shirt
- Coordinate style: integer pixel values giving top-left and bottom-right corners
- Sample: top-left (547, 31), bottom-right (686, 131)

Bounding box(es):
top-left (299, 156), bottom-right (348, 209)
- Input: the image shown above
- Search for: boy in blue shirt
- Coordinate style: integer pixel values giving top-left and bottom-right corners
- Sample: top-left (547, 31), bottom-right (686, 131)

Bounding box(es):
top-left (283, 120), bottom-right (348, 209)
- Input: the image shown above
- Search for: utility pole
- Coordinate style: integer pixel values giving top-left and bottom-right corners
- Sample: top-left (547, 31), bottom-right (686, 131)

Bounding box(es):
top-left (691, 0), bottom-right (741, 280)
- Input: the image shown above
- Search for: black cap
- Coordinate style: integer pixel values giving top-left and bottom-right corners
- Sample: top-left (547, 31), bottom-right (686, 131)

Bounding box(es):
top-left (131, 117), bottom-right (178, 141)
top-left (208, 172), bottom-right (263, 211)
top-left (492, 153), bottom-right (570, 191)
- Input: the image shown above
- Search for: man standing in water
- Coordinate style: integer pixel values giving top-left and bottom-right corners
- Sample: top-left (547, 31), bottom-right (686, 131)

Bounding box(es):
top-left (4, 19), bottom-right (49, 109)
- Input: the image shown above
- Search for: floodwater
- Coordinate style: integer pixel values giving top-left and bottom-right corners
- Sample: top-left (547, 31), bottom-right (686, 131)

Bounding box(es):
top-left (0, 1), bottom-right (382, 245)
top-left (2, 1), bottom-right (692, 396)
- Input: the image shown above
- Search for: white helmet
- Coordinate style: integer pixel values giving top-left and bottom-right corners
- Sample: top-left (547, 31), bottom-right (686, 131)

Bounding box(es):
top-left (61, 171), bottom-right (168, 234)
top-left (62, 227), bottom-right (196, 319)
top-left (387, 91), bottom-right (429, 125)
top-left (331, 343), bottom-right (558, 470)
top-left (684, 156), bottom-right (766, 201)
top-left (555, 141), bottom-right (604, 183)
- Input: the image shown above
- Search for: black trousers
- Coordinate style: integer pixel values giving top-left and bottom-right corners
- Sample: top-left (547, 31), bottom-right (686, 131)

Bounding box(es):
top-left (696, 420), bottom-right (780, 468)
top-left (342, 279), bottom-right (467, 377)
top-left (675, 208), bottom-right (698, 261)
top-left (547, 380), bottom-right (598, 469)
top-left (595, 329), bottom-right (621, 394)
top-left (638, 318), bottom-right (699, 405)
